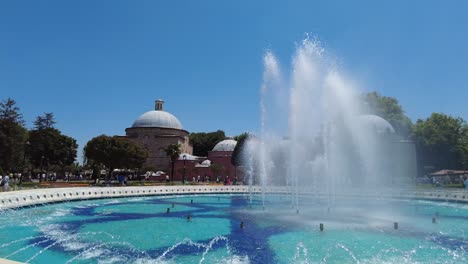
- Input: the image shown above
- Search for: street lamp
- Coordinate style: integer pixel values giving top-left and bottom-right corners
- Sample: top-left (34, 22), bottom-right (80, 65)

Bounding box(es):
top-left (21, 141), bottom-right (31, 185)
top-left (183, 154), bottom-right (187, 184)
top-left (39, 155), bottom-right (45, 182)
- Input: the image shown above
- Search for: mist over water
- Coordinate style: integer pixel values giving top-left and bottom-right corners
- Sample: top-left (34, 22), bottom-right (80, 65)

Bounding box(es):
top-left (245, 38), bottom-right (417, 211)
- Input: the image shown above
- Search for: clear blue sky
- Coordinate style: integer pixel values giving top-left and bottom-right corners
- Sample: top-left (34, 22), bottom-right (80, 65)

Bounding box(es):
top-left (1, 0), bottom-right (467, 161)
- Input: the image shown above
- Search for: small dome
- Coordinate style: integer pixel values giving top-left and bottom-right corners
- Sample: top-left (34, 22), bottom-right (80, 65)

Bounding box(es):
top-left (201, 160), bottom-right (211, 166)
top-left (179, 153), bottom-right (198, 160)
top-left (358, 115), bottom-right (395, 134)
top-left (132, 110), bottom-right (183, 129)
top-left (212, 139), bottom-right (237, 151)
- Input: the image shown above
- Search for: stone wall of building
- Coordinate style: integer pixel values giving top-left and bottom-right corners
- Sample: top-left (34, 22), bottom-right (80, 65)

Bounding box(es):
top-left (207, 151), bottom-right (237, 181)
top-left (125, 127), bottom-right (193, 171)
top-left (170, 150), bottom-right (243, 184)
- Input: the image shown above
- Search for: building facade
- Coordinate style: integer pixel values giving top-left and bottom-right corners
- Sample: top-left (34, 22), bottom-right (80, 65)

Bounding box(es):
top-left (172, 139), bottom-right (241, 184)
top-left (125, 100), bottom-right (193, 171)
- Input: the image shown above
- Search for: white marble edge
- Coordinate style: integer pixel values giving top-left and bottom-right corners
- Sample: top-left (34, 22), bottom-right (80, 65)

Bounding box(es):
top-left (0, 186), bottom-right (467, 210)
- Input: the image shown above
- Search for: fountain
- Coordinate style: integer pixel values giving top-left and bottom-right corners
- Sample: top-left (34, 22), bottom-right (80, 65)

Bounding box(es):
top-left (251, 37), bottom-right (418, 212)
top-left (0, 39), bottom-right (466, 263)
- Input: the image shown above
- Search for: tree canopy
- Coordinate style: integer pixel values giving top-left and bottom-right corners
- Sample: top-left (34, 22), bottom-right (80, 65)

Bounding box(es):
top-left (0, 98), bottom-right (24, 125)
top-left (161, 143), bottom-right (181, 182)
top-left (34, 112), bottom-right (56, 130)
top-left (28, 127), bottom-right (78, 170)
top-left (361, 92), bottom-right (413, 137)
top-left (161, 143), bottom-right (182, 163)
top-left (84, 135), bottom-right (148, 177)
top-left (231, 132), bottom-right (249, 167)
top-left (0, 98), bottom-right (28, 172)
top-left (189, 130), bottom-right (226, 156)
top-left (413, 113), bottom-right (468, 172)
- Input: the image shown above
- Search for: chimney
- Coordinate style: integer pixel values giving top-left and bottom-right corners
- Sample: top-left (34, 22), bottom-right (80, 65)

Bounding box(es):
top-left (155, 99), bottom-right (164, 111)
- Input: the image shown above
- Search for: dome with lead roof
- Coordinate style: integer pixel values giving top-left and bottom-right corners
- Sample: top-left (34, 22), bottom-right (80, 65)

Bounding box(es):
top-left (132, 100), bottom-right (183, 130)
top-left (358, 115), bottom-right (395, 134)
top-left (212, 139), bottom-right (237, 152)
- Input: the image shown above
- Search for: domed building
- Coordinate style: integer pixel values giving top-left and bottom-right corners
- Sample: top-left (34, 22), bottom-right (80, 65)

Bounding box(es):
top-left (207, 139), bottom-right (238, 181)
top-left (356, 114), bottom-right (417, 186)
top-left (125, 100), bottom-right (193, 170)
top-left (211, 139), bottom-right (237, 152)
top-left (170, 138), bottom-right (241, 183)
top-left (358, 114), bottom-right (396, 134)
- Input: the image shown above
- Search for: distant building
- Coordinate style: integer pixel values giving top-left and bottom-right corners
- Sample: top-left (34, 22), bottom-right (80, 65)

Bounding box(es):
top-left (125, 100), bottom-right (193, 171)
top-left (358, 115), bottom-right (418, 186)
top-left (124, 99), bottom-right (240, 183)
top-left (173, 139), bottom-right (240, 183)
top-left (207, 139), bottom-right (238, 180)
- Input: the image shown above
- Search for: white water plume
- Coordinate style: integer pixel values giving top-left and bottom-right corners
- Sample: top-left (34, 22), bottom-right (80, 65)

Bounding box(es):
top-left (292, 242), bottom-right (310, 264)
top-left (243, 37), bottom-right (417, 212)
top-left (154, 236), bottom-right (231, 264)
top-left (199, 236), bottom-right (230, 264)
top-left (5, 239), bottom-right (51, 258)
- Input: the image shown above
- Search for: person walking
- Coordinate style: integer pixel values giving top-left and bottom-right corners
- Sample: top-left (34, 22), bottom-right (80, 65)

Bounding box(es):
top-left (2, 174), bottom-right (9, 192)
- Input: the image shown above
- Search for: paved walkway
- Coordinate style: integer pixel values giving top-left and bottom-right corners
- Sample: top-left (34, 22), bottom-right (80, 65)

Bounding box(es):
top-left (0, 258), bottom-right (23, 264)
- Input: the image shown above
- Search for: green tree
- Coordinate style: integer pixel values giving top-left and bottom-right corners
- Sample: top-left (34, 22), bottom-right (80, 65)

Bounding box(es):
top-left (231, 132), bottom-right (250, 166)
top-left (161, 143), bottom-right (181, 182)
top-left (458, 125), bottom-right (468, 169)
top-left (0, 98), bottom-right (28, 173)
top-left (361, 92), bottom-right (413, 137)
top-left (413, 113), bottom-right (468, 171)
top-left (189, 130), bottom-right (226, 156)
top-left (63, 162), bottom-right (82, 180)
top-left (28, 128), bottom-right (78, 173)
top-left (231, 133), bottom-right (249, 184)
top-left (231, 132), bottom-right (249, 167)
top-left (34, 112), bottom-right (56, 130)
top-left (0, 98), bottom-right (24, 125)
top-left (84, 135), bottom-right (148, 180)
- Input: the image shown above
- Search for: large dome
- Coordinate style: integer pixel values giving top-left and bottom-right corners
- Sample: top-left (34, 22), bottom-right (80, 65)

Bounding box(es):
top-left (358, 115), bottom-right (395, 134)
top-left (131, 100), bottom-right (183, 129)
top-left (212, 139), bottom-right (237, 151)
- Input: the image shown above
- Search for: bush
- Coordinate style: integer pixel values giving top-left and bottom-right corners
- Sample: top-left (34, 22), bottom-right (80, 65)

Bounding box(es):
top-left (443, 184), bottom-right (464, 188)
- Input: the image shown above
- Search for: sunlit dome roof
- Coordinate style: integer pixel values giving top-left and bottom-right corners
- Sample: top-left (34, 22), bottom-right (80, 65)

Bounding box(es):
top-left (358, 115), bottom-right (395, 134)
top-left (179, 153), bottom-right (198, 160)
top-left (201, 160), bottom-right (211, 166)
top-left (212, 139), bottom-right (237, 151)
top-left (132, 100), bottom-right (183, 129)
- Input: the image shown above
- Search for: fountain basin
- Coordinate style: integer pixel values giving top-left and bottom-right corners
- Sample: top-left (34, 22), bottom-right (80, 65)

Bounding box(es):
top-left (0, 187), bottom-right (467, 263)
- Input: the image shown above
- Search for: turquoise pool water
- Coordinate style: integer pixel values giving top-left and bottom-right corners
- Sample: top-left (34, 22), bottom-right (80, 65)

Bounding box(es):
top-left (0, 194), bottom-right (466, 263)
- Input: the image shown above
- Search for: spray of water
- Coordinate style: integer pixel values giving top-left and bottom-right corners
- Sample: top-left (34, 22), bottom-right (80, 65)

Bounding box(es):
top-left (243, 37), bottom-right (417, 211)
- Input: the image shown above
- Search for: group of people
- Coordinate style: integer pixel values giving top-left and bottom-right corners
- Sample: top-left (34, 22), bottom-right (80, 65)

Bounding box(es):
top-left (192, 175), bottom-right (210, 183)
top-left (191, 175), bottom-right (234, 185)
